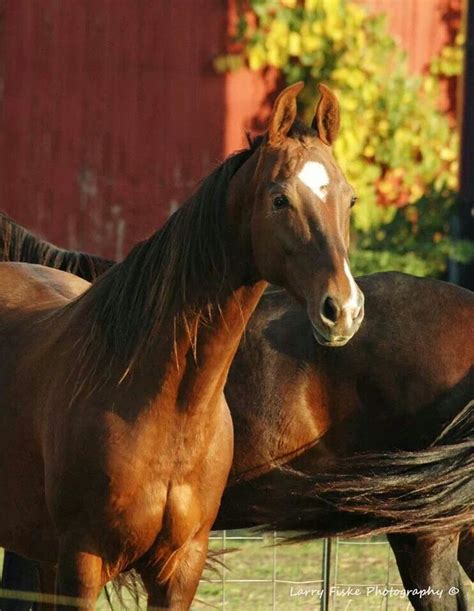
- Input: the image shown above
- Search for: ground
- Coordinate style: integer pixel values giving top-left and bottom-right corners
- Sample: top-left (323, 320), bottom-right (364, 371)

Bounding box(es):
top-left (1, 535), bottom-right (472, 610)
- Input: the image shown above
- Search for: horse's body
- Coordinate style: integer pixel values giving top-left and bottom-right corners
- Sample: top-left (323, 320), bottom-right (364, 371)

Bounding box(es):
top-left (220, 275), bottom-right (473, 611)
top-left (0, 97), bottom-right (471, 611)
top-left (220, 279), bottom-right (473, 611)
top-left (0, 241), bottom-right (246, 608)
top-left (2, 231), bottom-right (473, 611)
top-left (0, 84), bottom-right (363, 609)
top-left (0, 265), bottom-right (89, 560)
top-left (224, 273), bottom-right (473, 491)
top-left (219, 272), bottom-right (474, 520)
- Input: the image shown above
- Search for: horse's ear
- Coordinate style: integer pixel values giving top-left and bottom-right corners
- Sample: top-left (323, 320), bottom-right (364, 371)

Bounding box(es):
top-left (311, 84), bottom-right (340, 146)
top-left (268, 81), bottom-right (304, 146)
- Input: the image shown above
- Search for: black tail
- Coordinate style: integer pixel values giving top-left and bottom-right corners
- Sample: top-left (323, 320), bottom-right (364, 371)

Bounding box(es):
top-left (0, 210), bottom-right (115, 281)
top-left (260, 400), bottom-right (473, 540)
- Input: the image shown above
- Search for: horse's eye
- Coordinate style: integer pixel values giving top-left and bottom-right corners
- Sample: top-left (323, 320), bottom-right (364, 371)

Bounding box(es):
top-left (272, 194), bottom-right (290, 211)
top-left (350, 196), bottom-right (358, 208)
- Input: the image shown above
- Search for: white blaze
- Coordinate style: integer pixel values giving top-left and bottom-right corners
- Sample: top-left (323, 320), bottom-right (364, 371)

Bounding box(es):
top-left (343, 259), bottom-right (360, 310)
top-left (297, 161), bottom-right (330, 201)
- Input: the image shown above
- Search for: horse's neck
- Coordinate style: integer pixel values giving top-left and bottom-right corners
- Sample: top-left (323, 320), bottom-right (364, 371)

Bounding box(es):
top-left (106, 279), bottom-right (267, 423)
top-left (67, 150), bottom-right (264, 417)
top-left (151, 164), bottom-right (264, 411)
top-left (164, 281), bottom-right (267, 412)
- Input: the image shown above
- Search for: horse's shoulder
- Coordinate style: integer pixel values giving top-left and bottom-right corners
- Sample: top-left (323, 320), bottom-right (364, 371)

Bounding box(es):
top-left (0, 262), bottom-right (90, 310)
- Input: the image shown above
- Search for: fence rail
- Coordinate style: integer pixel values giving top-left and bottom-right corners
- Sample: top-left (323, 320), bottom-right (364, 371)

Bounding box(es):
top-left (1, 534), bottom-right (472, 610)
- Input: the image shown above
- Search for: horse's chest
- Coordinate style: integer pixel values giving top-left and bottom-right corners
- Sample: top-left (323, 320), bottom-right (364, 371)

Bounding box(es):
top-left (101, 413), bottom-right (204, 514)
top-left (103, 459), bottom-right (206, 564)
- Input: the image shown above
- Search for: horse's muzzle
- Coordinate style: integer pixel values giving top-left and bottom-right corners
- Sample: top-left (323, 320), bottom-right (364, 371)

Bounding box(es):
top-left (311, 290), bottom-right (364, 347)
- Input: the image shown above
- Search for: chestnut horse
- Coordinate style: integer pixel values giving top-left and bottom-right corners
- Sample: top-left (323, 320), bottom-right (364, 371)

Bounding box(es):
top-left (0, 83), bottom-right (364, 610)
top-left (2, 210), bottom-right (473, 611)
top-left (2, 245), bottom-right (473, 610)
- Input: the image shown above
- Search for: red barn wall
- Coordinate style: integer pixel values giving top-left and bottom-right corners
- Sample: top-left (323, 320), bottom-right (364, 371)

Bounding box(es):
top-left (0, 0), bottom-right (229, 259)
top-left (359, 0), bottom-right (461, 116)
top-left (360, 0), bottom-right (460, 73)
top-left (0, 0), bottom-right (461, 258)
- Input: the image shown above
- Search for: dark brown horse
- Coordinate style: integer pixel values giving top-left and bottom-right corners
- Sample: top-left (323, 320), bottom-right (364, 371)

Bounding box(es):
top-left (2, 209), bottom-right (473, 610)
top-left (0, 83), bottom-right (363, 610)
top-left (222, 280), bottom-right (473, 611)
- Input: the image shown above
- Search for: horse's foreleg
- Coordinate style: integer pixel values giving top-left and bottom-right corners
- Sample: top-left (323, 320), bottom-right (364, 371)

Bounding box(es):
top-left (458, 527), bottom-right (474, 582)
top-left (387, 532), bottom-right (468, 610)
top-left (55, 535), bottom-right (103, 610)
top-left (139, 531), bottom-right (209, 611)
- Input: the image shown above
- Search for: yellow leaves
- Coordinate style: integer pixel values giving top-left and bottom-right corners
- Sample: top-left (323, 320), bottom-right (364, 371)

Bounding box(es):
top-left (263, 19), bottom-right (290, 67)
top-left (213, 54), bottom-right (245, 73)
top-left (355, 31), bottom-right (366, 50)
top-left (408, 183), bottom-right (424, 203)
top-left (288, 32), bottom-right (302, 56)
top-left (363, 144), bottom-right (375, 158)
top-left (331, 30), bottom-right (344, 44)
top-left (267, 45), bottom-right (288, 67)
top-left (429, 33), bottom-right (464, 78)
top-left (268, 19), bottom-right (289, 42)
top-left (321, 0), bottom-right (343, 12)
top-left (362, 109), bottom-right (375, 123)
top-left (440, 147), bottom-right (456, 162)
top-left (346, 3), bottom-right (366, 26)
top-left (230, 0), bottom-right (461, 241)
top-left (248, 44), bottom-right (267, 70)
top-left (378, 120), bottom-right (389, 136)
top-left (360, 82), bottom-right (378, 104)
top-left (422, 75), bottom-right (437, 94)
top-left (347, 69), bottom-right (364, 87)
top-left (352, 193), bottom-right (396, 232)
top-left (311, 21), bottom-right (323, 35)
top-left (302, 32), bottom-right (322, 53)
top-left (378, 180), bottom-right (392, 195)
top-left (323, 12), bottom-right (344, 40)
top-left (394, 129), bottom-right (411, 145)
top-left (446, 174), bottom-right (458, 190)
top-left (336, 128), bottom-right (361, 159)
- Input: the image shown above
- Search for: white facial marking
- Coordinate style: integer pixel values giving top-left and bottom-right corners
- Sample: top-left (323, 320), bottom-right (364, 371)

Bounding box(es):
top-left (297, 161), bottom-right (330, 201)
top-left (343, 259), bottom-right (360, 311)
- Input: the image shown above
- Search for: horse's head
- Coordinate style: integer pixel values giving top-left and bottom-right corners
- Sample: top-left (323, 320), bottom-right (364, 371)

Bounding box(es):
top-left (233, 82), bottom-right (364, 347)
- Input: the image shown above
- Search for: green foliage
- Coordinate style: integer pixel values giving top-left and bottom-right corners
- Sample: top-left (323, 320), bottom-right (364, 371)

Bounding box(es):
top-left (352, 190), bottom-right (474, 276)
top-left (430, 33), bottom-right (465, 78)
top-left (219, 0), bottom-right (474, 277)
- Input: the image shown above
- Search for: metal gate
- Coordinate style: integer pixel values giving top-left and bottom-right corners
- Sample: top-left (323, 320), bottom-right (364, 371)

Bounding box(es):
top-left (0, 535), bottom-right (472, 609)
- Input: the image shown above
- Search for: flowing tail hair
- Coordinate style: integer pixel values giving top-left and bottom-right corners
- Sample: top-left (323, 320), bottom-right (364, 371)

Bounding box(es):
top-left (259, 400), bottom-right (473, 540)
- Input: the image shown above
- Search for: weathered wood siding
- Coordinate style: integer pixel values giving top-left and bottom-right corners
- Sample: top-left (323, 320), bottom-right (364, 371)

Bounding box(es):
top-left (0, 0), bottom-right (461, 257)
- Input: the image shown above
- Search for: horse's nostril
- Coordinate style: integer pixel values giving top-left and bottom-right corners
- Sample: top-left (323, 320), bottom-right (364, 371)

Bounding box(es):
top-left (321, 296), bottom-right (340, 325)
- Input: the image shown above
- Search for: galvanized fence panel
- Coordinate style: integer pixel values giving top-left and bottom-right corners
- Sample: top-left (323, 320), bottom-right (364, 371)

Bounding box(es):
top-left (1, 535), bottom-right (472, 609)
